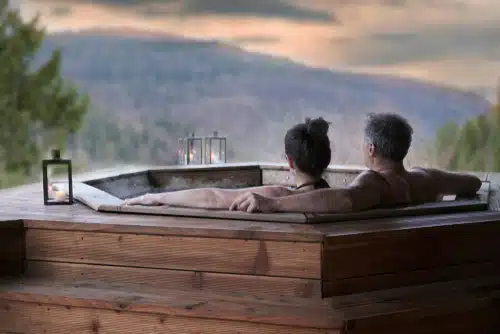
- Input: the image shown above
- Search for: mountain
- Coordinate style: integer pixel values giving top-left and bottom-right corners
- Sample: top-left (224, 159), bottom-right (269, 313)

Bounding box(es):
top-left (38, 30), bottom-right (492, 165)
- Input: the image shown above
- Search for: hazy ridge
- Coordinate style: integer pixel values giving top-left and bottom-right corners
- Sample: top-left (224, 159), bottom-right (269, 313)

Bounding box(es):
top-left (40, 30), bottom-right (492, 165)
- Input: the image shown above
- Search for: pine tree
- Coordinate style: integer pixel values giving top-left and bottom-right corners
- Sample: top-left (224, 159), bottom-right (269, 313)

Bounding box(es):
top-left (0, 1), bottom-right (89, 178)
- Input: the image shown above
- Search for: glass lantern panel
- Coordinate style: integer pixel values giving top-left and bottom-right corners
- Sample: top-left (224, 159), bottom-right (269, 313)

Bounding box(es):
top-left (187, 139), bottom-right (203, 165)
top-left (178, 139), bottom-right (186, 165)
top-left (204, 140), bottom-right (211, 164)
top-left (209, 138), bottom-right (222, 164)
top-left (46, 164), bottom-right (70, 201)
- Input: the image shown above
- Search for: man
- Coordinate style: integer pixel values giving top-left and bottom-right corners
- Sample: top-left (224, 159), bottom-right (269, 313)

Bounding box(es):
top-left (230, 113), bottom-right (482, 213)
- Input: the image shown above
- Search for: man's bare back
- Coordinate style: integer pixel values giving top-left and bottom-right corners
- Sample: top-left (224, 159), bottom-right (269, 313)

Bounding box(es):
top-left (351, 168), bottom-right (482, 210)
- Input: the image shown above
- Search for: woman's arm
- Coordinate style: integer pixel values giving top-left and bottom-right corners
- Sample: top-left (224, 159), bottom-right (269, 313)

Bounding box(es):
top-left (123, 185), bottom-right (294, 209)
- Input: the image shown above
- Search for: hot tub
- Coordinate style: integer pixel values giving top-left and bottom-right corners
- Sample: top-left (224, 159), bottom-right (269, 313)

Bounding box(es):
top-left (57, 163), bottom-right (488, 224)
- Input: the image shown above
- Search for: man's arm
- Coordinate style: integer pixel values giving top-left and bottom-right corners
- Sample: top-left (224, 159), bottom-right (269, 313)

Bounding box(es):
top-left (417, 168), bottom-right (482, 198)
top-left (124, 185), bottom-right (293, 209)
top-left (232, 171), bottom-right (383, 213)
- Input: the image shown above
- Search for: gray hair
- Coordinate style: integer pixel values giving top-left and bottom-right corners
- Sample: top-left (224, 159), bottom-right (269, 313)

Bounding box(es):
top-left (364, 113), bottom-right (413, 162)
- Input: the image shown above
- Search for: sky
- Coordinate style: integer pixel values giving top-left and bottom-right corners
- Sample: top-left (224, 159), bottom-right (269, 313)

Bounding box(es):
top-left (13, 0), bottom-right (500, 101)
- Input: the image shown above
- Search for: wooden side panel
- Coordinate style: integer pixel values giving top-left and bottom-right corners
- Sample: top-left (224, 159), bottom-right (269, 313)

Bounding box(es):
top-left (149, 167), bottom-right (262, 190)
top-left (24, 261), bottom-right (322, 299)
top-left (322, 219), bottom-right (500, 296)
top-left (0, 220), bottom-right (25, 278)
top-left (324, 261), bottom-right (500, 297)
top-left (26, 229), bottom-right (321, 279)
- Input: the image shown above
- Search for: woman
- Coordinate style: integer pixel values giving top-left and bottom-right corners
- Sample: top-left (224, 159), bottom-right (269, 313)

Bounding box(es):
top-left (123, 117), bottom-right (332, 209)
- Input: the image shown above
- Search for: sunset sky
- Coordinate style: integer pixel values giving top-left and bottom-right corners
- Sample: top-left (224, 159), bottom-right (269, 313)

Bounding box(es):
top-left (14, 0), bottom-right (500, 101)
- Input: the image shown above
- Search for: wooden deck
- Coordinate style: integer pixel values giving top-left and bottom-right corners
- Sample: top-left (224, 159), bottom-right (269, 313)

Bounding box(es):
top-left (0, 168), bottom-right (500, 333)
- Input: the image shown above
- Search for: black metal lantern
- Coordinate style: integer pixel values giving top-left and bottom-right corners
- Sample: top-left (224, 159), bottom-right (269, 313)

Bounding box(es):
top-left (42, 149), bottom-right (73, 205)
top-left (178, 133), bottom-right (203, 165)
top-left (205, 131), bottom-right (227, 164)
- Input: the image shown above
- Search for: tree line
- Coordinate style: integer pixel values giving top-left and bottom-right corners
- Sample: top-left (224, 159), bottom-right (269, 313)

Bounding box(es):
top-left (432, 101), bottom-right (500, 172)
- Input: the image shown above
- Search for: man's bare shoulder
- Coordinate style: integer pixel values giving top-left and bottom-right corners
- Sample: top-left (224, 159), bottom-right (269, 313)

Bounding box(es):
top-left (351, 170), bottom-right (387, 188)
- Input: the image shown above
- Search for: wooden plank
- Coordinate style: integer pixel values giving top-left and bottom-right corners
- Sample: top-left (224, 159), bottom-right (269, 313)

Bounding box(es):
top-left (20, 216), bottom-right (323, 242)
top-left (331, 276), bottom-right (500, 310)
top-left (0, 300), bottom-right (338, 334)
top-left (343, 301), bottom-right (499, 334)
top-left (306, 199), bottom-right (487, 223)
top-left (315, 210), bottom-right (500, 238)
top-left (0, 220), bottom-right (25, 278)
top-left (335, 277), bottom-right (500, 334)
top-left (25, 229), bottom-right (321, 279)
top-left (322, 218), bottom-right (500, 296)
top-left (117, 205), bottom-right (308, 223)
top-left (324, 260), bottom-right (500, 296)
top-left (24, 261), bottom-right (322, 299)
top-left (0, 280), bottom-right (342, 330)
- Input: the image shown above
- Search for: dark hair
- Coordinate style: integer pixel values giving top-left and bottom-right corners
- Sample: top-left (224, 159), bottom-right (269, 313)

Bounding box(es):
top-left (284, 117), bottom-right (331, 177)
top-left (364, 112), bottom-right (413, 162)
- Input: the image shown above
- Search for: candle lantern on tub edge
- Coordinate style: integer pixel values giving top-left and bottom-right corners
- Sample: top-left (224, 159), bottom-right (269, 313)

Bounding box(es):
top-left (42, 149), bottom-right (73, 205)
top-left (178, 132), bottom-right (204, 165)
top-left (205, 130), bottom-right (227, 164)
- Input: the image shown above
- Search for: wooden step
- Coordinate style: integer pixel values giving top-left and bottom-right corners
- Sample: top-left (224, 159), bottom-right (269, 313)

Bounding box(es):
top-left (0, 279), bottom-right (340, 334)
top-left (333, 276), bottom-right (500, 334)
top-left (322, 212), bottom-right (500, 296)
top-left (1, 276), bottom-right (498, 334)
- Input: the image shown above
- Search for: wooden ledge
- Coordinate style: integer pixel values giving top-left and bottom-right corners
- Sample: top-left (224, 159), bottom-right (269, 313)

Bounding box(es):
top-left (0, 279), bottom-right (341, 330)
top-left (64, 182), bottom-right (488, 224)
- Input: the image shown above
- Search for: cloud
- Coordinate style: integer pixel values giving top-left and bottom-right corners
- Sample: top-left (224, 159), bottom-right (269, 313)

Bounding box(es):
top-left (43, 0), bottom-right (336, 23)
top-left (226, 36), bottom-right (281, 46)
top-left (18, 0), bottom-right (500, 97)
top-left (178, 0), bottom-right (335, 22)
top-left (334, 23), bottom-right (500, 66)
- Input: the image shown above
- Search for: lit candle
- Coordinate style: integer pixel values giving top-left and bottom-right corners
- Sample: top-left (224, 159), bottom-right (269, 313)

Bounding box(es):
top-left (54, 190), bottom-right (67, 202)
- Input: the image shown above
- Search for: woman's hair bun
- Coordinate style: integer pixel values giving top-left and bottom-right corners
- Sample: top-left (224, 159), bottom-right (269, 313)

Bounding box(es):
top-left (305, 117), bottom-right (330, 137)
